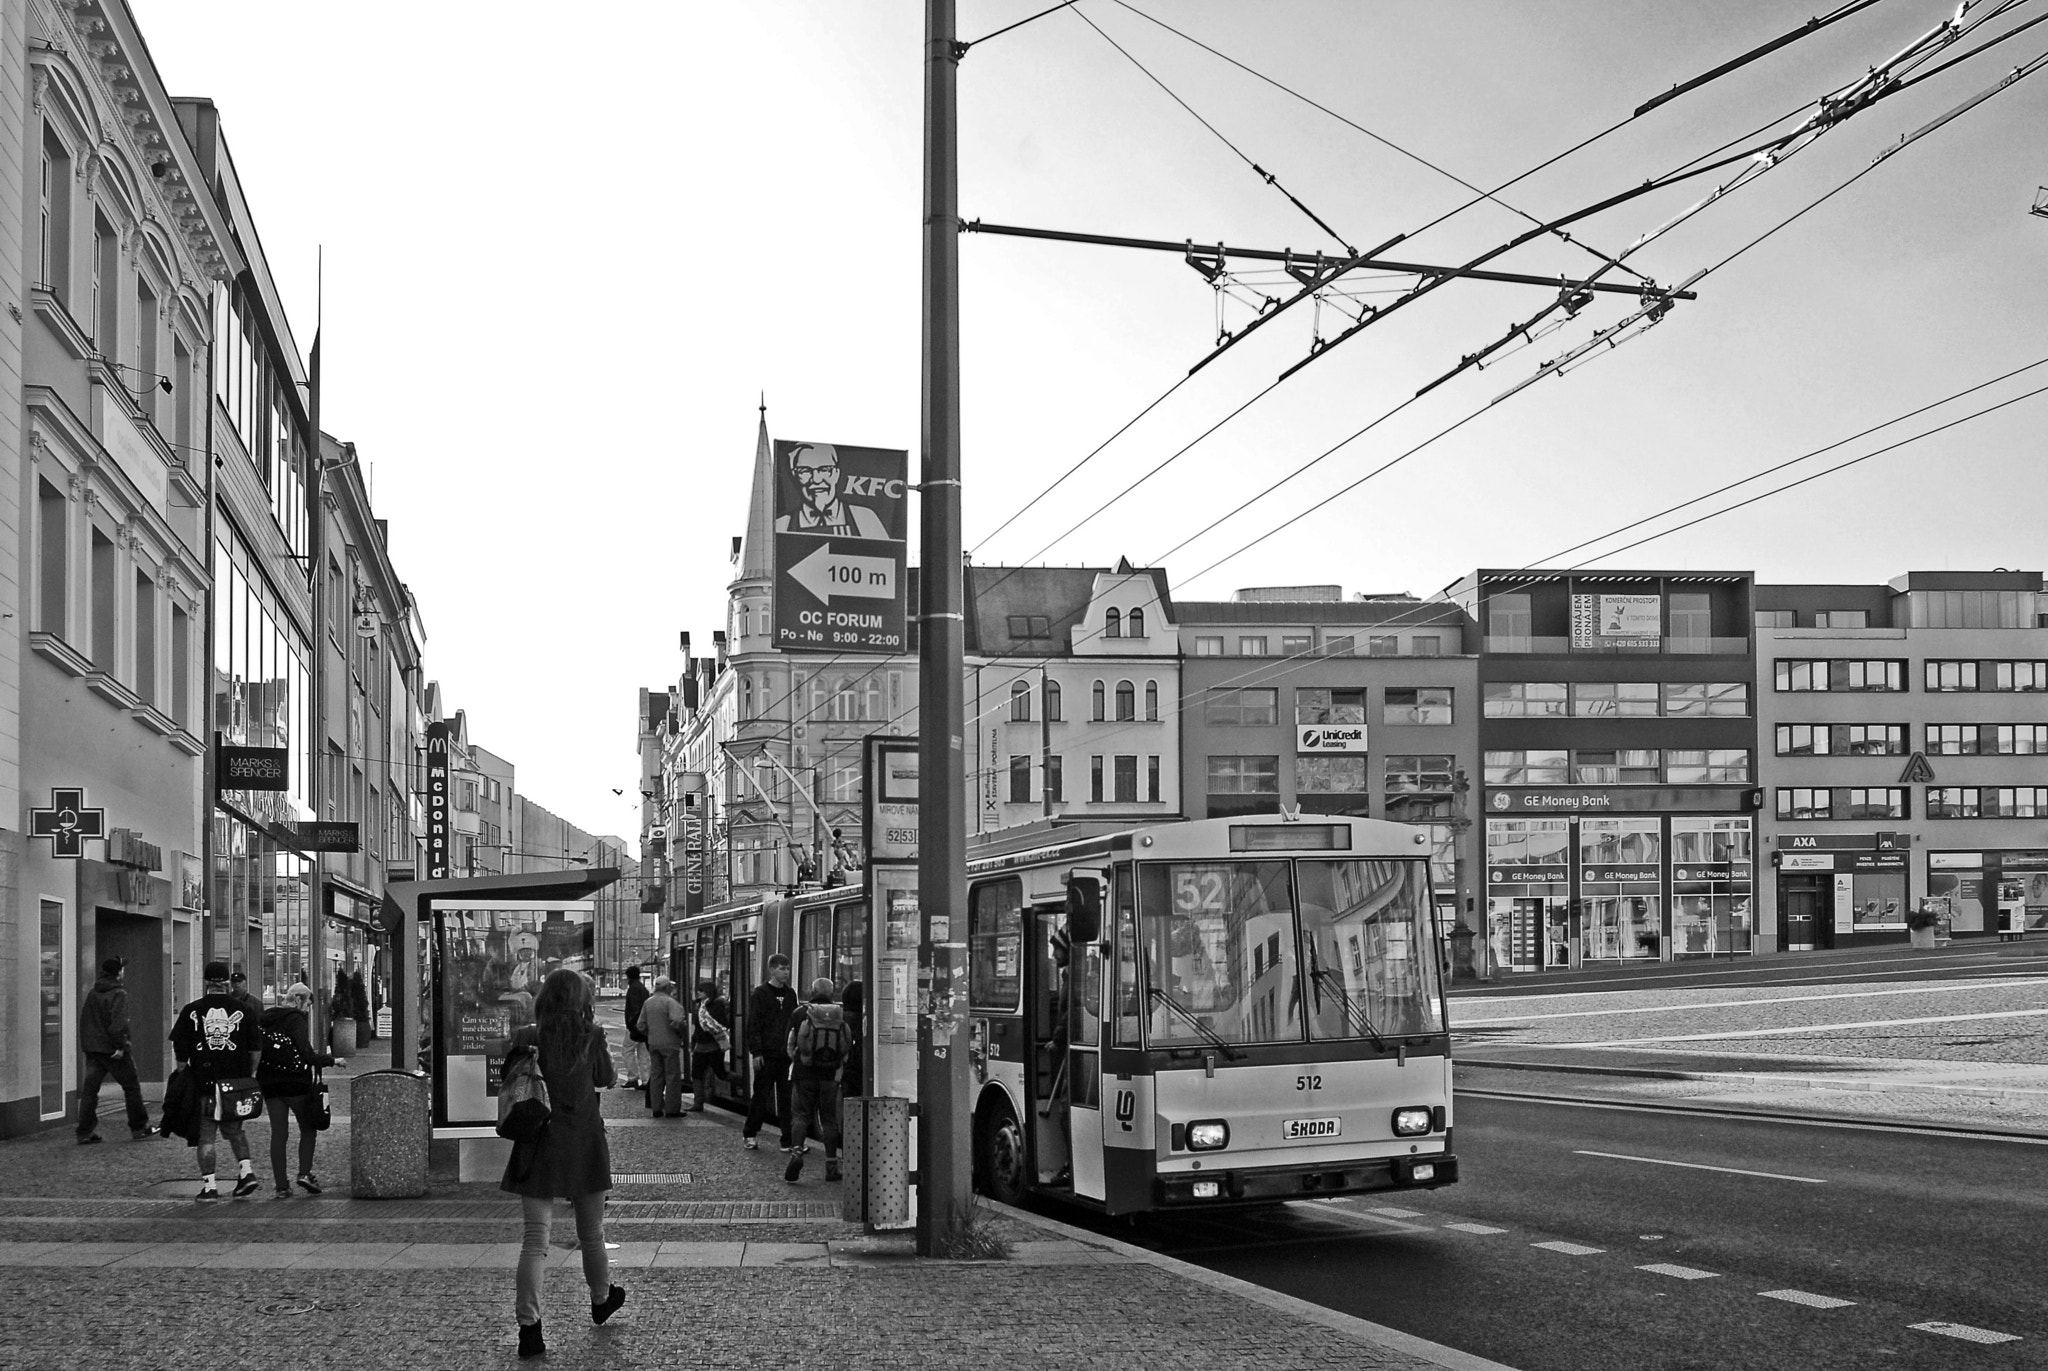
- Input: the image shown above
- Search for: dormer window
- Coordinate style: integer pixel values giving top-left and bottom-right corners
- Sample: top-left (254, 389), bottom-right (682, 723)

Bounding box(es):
top-left (1104, 608), bottom-right (1121, 638)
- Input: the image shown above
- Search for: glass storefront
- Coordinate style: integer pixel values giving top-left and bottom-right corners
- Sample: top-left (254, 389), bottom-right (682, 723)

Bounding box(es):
top-left (1928, 851), bottom-right (2048, 934)
top-left (1671, 818), bottom-right (1754, 954)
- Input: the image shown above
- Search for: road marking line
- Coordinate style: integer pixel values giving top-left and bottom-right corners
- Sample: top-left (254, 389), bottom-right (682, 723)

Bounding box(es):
top-left (1362, 1206), bottom-right (1428, 1218)
top-left (1443, 1222), bottom-right (1508, 1234)
top-left (1532, 1240), bottom-right (1605, 1256)
top-left (1563, 1005), bottom-right (2048, 1048)
top-left (1910, 1322), bottom-right (2022, 1345)
top-left (1457, 977), bottom-right (2042, 1026)
top-left (1453, 952), bottom-right (2008, 999)
top-left (1637, 1263), bottom-right (1718, 1280)
top-left (1573, 1150), bottom-right (1827, 1183)
top-left (1461, 1090), bottom-right (2048, 1146)
top-left (1760, 1289), bottom-right (1855, 1309)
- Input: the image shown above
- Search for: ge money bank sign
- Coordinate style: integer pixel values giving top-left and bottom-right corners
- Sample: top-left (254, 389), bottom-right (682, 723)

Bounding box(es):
top-left (772, 439), bottom-right (909, 653)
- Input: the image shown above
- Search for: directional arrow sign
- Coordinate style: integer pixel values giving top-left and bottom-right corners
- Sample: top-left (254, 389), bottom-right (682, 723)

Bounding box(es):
top-left (789, 542), bottom-right (896, 602)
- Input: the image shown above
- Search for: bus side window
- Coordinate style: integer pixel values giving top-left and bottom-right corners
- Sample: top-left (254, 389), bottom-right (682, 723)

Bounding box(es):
top-left (1113, 868), bottom-right (1141, 1046)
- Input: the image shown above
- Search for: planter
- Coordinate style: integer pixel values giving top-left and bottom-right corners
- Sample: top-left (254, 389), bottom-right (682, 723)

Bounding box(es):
top-left (331, 1017), bottom-right (358, 1055)
top-left (1908, 925), bottom-right (1938, 950)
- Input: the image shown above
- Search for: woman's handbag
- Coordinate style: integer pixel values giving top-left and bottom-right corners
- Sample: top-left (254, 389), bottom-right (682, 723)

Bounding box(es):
top-left (311, 1068), bottom-right (332, 1131)
top-left (215, 1077), bottom-right (263, 1122)
top-left (496, 1045), bottom-right (551, 1144)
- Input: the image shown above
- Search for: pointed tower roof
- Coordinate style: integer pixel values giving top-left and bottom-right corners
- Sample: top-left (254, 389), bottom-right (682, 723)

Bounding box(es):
top-left (736, 400), bottom-right (776, 581)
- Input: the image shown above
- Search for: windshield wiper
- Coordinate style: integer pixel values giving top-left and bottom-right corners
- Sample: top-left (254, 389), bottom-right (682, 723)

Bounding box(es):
top-left (1306, 947), bottom-right (1386, 1051)
top-left (1147, 986), bottom-right (1244, 1061)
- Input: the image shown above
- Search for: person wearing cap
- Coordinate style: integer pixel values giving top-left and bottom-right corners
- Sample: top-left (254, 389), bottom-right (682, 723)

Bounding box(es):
top-left (257, 982), bottom-right (345, 1197)
top-left (620, 965), bottom-right (650, 1094)
top-left (634, 976), bottom-right (690, 1117)
top-left (228, 970), bottom-right (264, 1019)
top-left (169, 961), bottom-right (264, 1200)
top-left (77, 957), bottom-right (153, 1143)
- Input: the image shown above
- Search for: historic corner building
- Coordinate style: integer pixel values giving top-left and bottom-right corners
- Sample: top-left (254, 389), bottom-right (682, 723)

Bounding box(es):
top-left (1756, 570), bottom-right (2048, 948)
top-left (1450, 571), bottom-right (1761, 974)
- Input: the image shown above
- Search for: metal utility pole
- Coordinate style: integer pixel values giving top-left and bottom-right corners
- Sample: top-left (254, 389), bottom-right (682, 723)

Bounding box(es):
top-left (305, 299), bottom-right (327, 1040)
top-left (916, 0), bottom-right (972, 1257)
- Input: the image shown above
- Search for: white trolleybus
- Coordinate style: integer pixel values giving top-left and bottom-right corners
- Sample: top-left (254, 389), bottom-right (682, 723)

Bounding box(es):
top-left (666, 812), bottom-right (1456, 1218)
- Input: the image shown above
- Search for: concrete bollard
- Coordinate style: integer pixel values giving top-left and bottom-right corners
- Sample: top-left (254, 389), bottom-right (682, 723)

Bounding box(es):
top-left (350, 1069), bottom-right (431, 1199)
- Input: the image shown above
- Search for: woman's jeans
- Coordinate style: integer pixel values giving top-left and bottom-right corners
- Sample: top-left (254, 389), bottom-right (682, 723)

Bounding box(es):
top-left (517, 1193), bottom-right (609, 1327)
top-left (264, 1092), bottom-right (321, 1189)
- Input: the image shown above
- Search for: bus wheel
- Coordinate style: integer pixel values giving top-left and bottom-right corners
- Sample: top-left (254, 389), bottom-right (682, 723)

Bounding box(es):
top-left (978, 1103), bottom-right (1028, 1206)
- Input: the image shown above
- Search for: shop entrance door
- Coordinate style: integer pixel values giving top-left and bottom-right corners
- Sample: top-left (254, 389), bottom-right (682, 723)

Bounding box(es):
top-left (96, 911), bottom-right (165, 1078)
top-left (1781, 882), bottom-right (1819, 951)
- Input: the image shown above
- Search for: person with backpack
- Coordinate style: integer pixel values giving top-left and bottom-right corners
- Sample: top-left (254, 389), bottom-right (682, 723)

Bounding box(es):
top-left (634, 976), bottom-right (689, 1117)
top-left (169, 961), bottom-right (265, 1201)
top-left (742, 954), bottom-right (799, 1151)
top-left (689, 978), bottom-right (732, 1112)
top-left (501, 969), bottom-right (625, 1360)
top-left (77, 958), bottom-right (153, 1143)
top-left (783, 978), bottom-right (854, 1184)
top-left (257, 982), bottom-right (344, 1197)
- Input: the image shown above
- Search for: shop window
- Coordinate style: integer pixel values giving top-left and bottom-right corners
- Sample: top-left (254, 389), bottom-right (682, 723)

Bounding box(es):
top-left (1384, 687), bottom-right (1452, 725)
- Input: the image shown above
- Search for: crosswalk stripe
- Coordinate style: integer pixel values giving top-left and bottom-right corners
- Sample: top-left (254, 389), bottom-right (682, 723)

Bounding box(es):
top-left (1909, 1322), bottom-right (2022, 1345)
top-left (1532, 1240), bottom-right (1604, 1256)
top-left (1759, 1289), bottom-right (1855, 1309)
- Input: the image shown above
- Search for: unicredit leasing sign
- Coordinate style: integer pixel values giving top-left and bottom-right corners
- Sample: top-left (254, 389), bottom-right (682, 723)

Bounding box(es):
top-left (1297, 725), bottom-right (1367, 753)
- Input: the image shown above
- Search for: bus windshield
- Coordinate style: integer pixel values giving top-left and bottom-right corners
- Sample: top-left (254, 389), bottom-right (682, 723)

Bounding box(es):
top-left (1135, 858), bottom-right (1441, 1049)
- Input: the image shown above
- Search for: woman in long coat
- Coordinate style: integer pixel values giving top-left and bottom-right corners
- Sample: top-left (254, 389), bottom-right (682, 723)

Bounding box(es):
top-left (502, 969), bottom-right (626, 1358)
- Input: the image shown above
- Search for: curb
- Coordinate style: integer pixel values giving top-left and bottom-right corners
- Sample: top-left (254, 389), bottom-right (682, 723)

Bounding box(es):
top-left (985, 1198), bottom-right (1521, 1371)
top-left (1460, 1055), bottom-right (2048, 1101)
top-left (1456, 1084), bottom-right (2048, 1142)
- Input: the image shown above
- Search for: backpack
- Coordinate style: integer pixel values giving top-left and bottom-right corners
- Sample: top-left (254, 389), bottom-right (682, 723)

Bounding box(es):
top-left (790, 1003), bottom-right (846, 1070)
top-left (496, 1044), bottom-right (551, 1144)
top-left (259, 1018), bottom-right (310, 1086)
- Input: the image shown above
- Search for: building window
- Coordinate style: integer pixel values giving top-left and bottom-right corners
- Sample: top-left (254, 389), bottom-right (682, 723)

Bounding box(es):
top-left (1322, 635), bottom-right (1355, 657)
top-left (1090, 756), bottom-right (1104, 803)
top-left (1988, 724), bottom-right (2048, 755)
top-left (1043, 678), bottom-right (1062, 721)
top-left (1904, 589), bottom-right (2041, 628)
top-left (1008, 755), bottom-right (1031, 804)
top-left (1412, 635), bottom-right (1442, 656)
top-left (1666, 749), bottom-right (1751, 783)
top-left (1573, 750), bottom-right (1661, 784)
top-left (1046, 754), bottom-right (1064, 802)
top-left (1114, 681), bottom-right (1135, 721)
top-left (1147, 755), bottom-right (1160, 802)
top-left (1367, 635), bottom-right (1399, 657)
top-left (1841, 724), bottom-right (1907, 756)
top-left (1845, 660), bottom-right (1906, 691)
top-left (90, 528), bottom-right (118, 666)
top-left (1926, 660), bottom-right (1978, 692)
top-left (1776, 788), bottom-right (1832, 819)
top-left (1995, 661), bottom-right (2048, 692)
top-left (1113, 755), bottom-right (1137, 803)
top-left (1926, 724), bottom-right (1978, 756)
top-left (1815, 610), bottom-right (1868, 628)
top-left (1194, 636), bottom-right (1223, 656)
top-left (1775, 659), bottom-right (1829, 691)
top-left (1571, 682), bottom-right (1658, 717)
top-left (1930, 787), bottom-right (2048, 818)
top-left (1843, 788), bottom-right (1908, 819)
top-left (170, 604), bottom-right (191, 726)
top-left (1776, 724), bottom-right (1829, 756)
top-left (134, 572), bottom-right (156, 702)
top-left (1384, 687), bottom-right (1453, 725)
top-left (1668, 592), bottom-right (1712, 653)
top-left (1239, 636), bottom-right (1268, 656)
top-left (1755, 609), bottom-right (1795, 628)
top-left (1483, 682), bottom-right (1566, 718)
top-left (1128, 608), bottom-right (1146, 638)
top-left (1091, 680), bottom-right (1105, 721)
top-left (1385, 754), bottom-right (1455, 793)
top-left (1009, 681), bottom-right (1031, 723)
top-left (1144, 680), bottom-right (1158, 721)
top-left (37, 478), bottom-right (66, 636)
top-left (1485, 750), bottom-right (1568, 786)
top-left (1297, 755), bottom-right (1368, 793)
top-left (1776, 658), bottom-right (1906, 691)
top-left (1280, 634), bottom-right (1312, 656)
top-left (1104, 608), bottom-right (1121, 638)
top-left (93, 213), bottom-right (119, 351)
top-left (1208, 755), bottom-right (1280, 794)
top-left (1664, 681), bottom-right (1749, 717)
top-left (1488, 592), bottom-right (1533, 651)
top-left (1206, 687), bottom-right (1278, 726)
top-left (1296, 688), bottom-right (1365, 724)
top-left (1007, 614), bottom-right (1051, 640)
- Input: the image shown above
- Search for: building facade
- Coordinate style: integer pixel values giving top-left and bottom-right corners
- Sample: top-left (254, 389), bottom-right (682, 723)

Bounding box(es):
top-left (1453, 570), bottom-right (1761, 973)
top-left (1756, 571), bottom-right (2048, 948)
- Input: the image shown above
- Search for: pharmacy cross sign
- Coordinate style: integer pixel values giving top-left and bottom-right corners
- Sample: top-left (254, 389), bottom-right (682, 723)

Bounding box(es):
top-left (30, 787), bottom-right (105, 859)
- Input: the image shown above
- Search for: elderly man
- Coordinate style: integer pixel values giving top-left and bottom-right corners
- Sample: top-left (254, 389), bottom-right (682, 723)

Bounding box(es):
top-left (774, 442), bottom-right (888, 539)
top-left (634, 976), bottom-right (690, 1118)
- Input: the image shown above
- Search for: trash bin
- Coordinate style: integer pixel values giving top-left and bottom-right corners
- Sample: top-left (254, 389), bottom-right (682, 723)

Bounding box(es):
top-left (841, 1095), bottom-right (911, 1226)
top-left (350, 1069), bottom-right (431, 1199)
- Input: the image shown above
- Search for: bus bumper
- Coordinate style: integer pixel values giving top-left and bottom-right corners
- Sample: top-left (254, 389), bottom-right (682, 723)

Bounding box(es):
top-left (1154, 1153), bottom-right (1457, 1207)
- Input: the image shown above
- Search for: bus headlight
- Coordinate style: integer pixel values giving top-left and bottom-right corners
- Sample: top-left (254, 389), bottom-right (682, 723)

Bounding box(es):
top-left (1187, 1120), bottom-right (1231, 1151)
top-left (1391, 1107), bottom-right (1433, 1137)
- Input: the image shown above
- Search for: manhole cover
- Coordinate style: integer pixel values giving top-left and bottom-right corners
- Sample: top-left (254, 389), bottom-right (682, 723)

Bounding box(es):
top-left (257, 1295), bottom-right (351, 1316)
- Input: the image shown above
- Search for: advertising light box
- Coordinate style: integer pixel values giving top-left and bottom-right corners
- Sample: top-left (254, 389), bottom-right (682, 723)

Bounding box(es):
top-left (430, 899), bottom-right (594, 1129)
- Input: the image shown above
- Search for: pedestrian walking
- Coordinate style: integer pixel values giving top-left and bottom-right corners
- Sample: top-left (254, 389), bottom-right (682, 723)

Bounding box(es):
top-left (784, 978), bottom-right (854, 1184)
top-left (742, 954), bottom-right (799, 1151)
top-left (76, 957), bottom-right (153, 1143)
top-left (501, 968), bottom-right (625, 1360)
top-left (620, 965), bottom-right (650, 1092)
top-left (169, 961), bottom-right (265, 1200)
top-left (839, 980), bottom-right (866, 1099)
top-left (227, 970), bottom-right (264, 1019)
top-left (634, 976), bottom-right (689, 1117)
top-left (689, 978), bottom-right (732, 1112)
top-left (257, 982), bottom-right (344, 1198)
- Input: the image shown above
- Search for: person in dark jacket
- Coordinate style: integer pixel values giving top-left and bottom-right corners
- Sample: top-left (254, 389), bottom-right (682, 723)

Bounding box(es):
top-left (501, 970), bottom-right (625, 1359)
top-left (784, 979), bottom-right (855, 1184)
top-left (228, 970), bottom-right (264, 1019)
top-left (839, 980), bottom-right (866, 1099)
top-left (620, 965), bottom-right (650, 1093)
top-left (77, 958), bottom-right (153, 1143)
top-left (689, 978), bottom-right (732, 1111)
top-left (257, 982), bottom-right (344, 1198)
top-left (169, 961), bottom-right (264, 1200)
top-left (741, 954), bottom-right (798, 1151)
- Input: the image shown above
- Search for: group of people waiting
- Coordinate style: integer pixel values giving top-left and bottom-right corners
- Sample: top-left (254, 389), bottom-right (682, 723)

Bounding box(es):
top-left (618, 965), bottom-right (735, 1117)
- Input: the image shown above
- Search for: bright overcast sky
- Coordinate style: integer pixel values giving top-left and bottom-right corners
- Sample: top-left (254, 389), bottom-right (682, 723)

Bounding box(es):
top-left (133, 1), bottom-right (2048, 847)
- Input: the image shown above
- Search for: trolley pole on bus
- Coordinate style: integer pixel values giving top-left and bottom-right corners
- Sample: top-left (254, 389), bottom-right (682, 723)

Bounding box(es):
top-left (916, 0), bottom-right (973, 1257)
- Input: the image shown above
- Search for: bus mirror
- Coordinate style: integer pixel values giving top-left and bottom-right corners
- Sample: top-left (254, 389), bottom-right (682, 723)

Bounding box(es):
top-left (1064, 870), bottom-right (1106, 944)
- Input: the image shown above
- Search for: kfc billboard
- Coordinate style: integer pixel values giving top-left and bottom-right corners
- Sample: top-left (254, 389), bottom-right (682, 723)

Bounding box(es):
top-left (771, 439), bottom-right (909, 654)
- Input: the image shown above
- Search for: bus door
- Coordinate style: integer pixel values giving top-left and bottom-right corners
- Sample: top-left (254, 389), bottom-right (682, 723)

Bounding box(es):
top-left (729, 936), bottom-right (754, 1099)
top-left (1067, 924), bottom-right (1105, 1202)
top-left (1030, 909), bottom-right (1067, 1185)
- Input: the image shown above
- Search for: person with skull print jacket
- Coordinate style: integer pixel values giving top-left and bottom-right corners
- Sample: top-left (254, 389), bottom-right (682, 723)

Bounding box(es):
top-left (169, 961), bottom-right (265, 1200)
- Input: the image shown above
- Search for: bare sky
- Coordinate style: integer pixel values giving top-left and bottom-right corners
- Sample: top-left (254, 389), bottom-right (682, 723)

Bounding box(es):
top-left (134, 1), bottom-right (2048, 848)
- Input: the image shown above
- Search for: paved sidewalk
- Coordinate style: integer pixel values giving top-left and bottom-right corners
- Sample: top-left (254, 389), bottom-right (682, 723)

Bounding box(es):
top-left (11, 1059), bottom-right (1507, 1371)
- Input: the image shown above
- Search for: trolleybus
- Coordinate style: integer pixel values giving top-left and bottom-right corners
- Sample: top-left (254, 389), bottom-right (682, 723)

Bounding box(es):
top-left (668, 812), bottom-right (1456, 1216)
